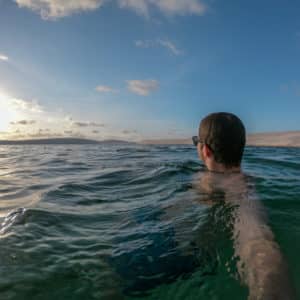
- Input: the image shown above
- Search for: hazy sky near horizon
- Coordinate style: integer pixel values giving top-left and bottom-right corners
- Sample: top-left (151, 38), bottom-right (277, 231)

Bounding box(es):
top-left (0, 0), bottom-right (300, 140)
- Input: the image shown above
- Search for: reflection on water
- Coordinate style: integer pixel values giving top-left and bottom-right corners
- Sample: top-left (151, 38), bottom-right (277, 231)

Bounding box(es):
top-left (0, 145), bottom-right (299, 299)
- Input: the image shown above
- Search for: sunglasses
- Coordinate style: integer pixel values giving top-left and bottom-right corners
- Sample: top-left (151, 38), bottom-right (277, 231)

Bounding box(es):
top-left (192, 136), bottom-right (203, 146)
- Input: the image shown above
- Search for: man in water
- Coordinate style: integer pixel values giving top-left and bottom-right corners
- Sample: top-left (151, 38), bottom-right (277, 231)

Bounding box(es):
top-left (193, 112), bottom-right (295, 300)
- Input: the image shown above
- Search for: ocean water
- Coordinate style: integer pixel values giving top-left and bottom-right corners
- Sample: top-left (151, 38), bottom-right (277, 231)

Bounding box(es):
top-left (0, 144), bottom-right (299, 300)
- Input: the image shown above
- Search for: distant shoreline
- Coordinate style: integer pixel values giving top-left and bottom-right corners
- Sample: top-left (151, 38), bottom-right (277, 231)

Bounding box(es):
top-left (141, 131), bottom-right (300, 148)
top-left (0, 131), bottom-right (299, 147)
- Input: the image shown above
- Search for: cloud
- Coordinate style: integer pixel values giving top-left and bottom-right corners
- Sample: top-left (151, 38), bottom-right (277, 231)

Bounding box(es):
top-left (157, 39), bottom-right (182, 55)
top-left (122, 129), bottom-right (138, 135)
top-left (63, 130), bottom-right (85, 137)
top-left (14, 0), bottom-right (106, 20)
top-left (73, 121), bottom-right (105, 127)
top-left (155, 0), bottom-right (206, 16)
top-left (0, 54), bottom-right (9, 61)
top-left (89, 122), bottom-right (105, 127)
top-left (119, 0), bottom-right (149, 17)
top-left (64, 130), bottom-right (73, 134)
top-left (119, 0), bottom-right (207, 17)
top-left (14, 0), bottom-right (207, 19)
top-left (135, 39), bottom-right (183, 55)
top-left (10, 120), bottom-right (36, 125)
top-left (73, 122), bottom-right (90, 127)
top-left (95, 85), bottom-right (117, 93)
top-left (9, 98), bottom-right (43, 113)
top-left (64, 115), bottom-right (73, 124)
top-left (0, 131), bottom-right (10, 136)
top-left (127, 79), bottom-right (159, 96)
top-left (27, 132), bottom-right (64, 138)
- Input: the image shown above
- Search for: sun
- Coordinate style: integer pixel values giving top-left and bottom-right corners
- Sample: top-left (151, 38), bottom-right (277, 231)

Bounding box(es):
top-left (0, 92), bottom-right (19, 132)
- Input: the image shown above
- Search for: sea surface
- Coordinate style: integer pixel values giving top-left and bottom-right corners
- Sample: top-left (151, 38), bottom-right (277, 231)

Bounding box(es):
top-left (0, 144), bottom-right (299, 300)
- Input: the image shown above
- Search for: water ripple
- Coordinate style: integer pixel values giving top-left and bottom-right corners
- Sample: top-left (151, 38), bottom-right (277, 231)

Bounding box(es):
top-left (0, 145), bottom-right (299, 299)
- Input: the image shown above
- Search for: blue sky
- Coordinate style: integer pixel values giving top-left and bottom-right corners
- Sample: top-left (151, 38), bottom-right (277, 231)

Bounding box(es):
top-left (0, 0), bottom-right (299, 141)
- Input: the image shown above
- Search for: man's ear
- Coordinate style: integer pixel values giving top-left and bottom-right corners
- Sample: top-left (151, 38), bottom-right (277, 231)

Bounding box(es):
top-left (203, 144), bottom-right (212, 158)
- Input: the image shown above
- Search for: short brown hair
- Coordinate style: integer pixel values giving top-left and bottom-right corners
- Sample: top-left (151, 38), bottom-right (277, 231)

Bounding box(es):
top-left (199, 112), bottom-right (246, 167)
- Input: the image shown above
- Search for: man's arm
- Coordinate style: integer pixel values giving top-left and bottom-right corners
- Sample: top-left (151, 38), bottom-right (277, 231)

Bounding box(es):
top-left (197, 171), bottom-right (295, 299)
top-left (233, 190), bottom-right (296, 300)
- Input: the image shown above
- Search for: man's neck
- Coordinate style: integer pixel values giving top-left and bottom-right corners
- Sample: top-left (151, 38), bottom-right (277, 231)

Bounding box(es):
top-left (205, 161), bottom-right (241, 174)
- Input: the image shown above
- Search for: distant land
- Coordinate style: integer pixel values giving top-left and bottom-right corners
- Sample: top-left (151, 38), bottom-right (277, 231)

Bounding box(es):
top-left (246, 131), bottom-right (300, 147)
top-left (0, 138), bottom-right (133, 145)
top-left (141, 131), bottom-right (300, 147)
top-left (0, 131), bottom-right (299, 147)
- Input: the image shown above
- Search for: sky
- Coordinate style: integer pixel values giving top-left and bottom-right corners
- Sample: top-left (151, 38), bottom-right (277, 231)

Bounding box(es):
top-left (0, 0), bottom-right (300, 141)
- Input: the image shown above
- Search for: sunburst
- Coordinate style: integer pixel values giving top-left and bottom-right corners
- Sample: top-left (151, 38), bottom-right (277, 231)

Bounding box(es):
top-left (0, 91), bottom-right (20, 133)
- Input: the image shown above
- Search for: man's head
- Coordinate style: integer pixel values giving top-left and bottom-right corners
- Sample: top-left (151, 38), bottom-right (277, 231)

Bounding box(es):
top-left (196, 112), bottom-right (246, 171)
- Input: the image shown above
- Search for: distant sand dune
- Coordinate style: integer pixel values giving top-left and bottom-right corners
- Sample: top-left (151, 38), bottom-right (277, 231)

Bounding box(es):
top-left (141, 131), bottom-right (300, 147)
top-left (246, 131), bottom-right (300, 147)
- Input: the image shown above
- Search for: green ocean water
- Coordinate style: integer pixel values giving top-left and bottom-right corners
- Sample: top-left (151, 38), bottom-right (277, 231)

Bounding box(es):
top-left (0, 144), bottom-right (299, 299)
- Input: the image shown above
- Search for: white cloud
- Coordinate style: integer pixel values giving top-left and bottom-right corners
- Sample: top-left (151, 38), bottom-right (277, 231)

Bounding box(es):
top-left (119, 0), bottom-right (149, 17)
top-left (157, 39), bottom-right (182, 55)
top-left (0, 93), bottom-right (110, 140)
top-left (0, 54), bottom-right (9, 61)
top-left (14, 0), bottom-right (207, 19)
top-left (9, 98), bottom-right (43, 113)
top-left (14, 0), bottom-right (106, 19)
top-left (135, 39), bottom-right (182, 55)
top-left (153, 0), bottom-right (206, 16)
top-left (127, 79), bottom-right (159, 96)
top-left (27, 132), bottom-right (64, 138)
top-left (73, 121), bottom-right (91, 127)
top-left (90, 121), bottom-right (105, 127)
top-left (73, 121), bottom-right (105, 127)
top-left (119, 0), bottom-right (206, 17)
top-left (64, 130), bottom-right (73, 135)
top-left (122, 129), bottom-right (138, 135)
top-left (95, 85), bottom-right (117, 93)
top-left (10, 120), bottom-right (36, 125)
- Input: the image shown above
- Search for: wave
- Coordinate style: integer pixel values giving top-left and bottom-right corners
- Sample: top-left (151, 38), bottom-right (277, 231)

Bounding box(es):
top-left (0, 145), bottom-right (299, 299)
